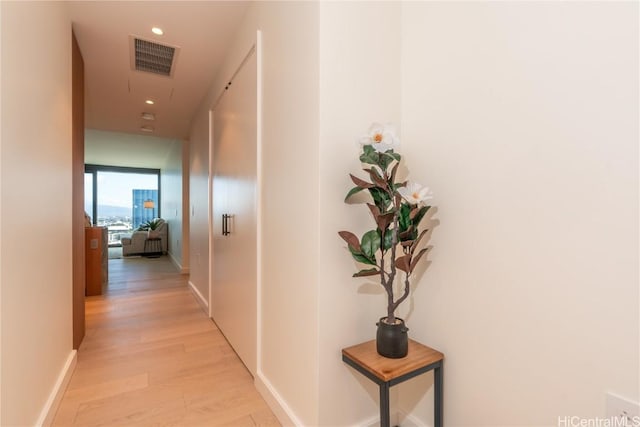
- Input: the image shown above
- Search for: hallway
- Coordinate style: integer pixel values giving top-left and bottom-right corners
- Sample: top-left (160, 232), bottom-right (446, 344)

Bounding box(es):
top-left (52, 257), bottom-right (279, 426)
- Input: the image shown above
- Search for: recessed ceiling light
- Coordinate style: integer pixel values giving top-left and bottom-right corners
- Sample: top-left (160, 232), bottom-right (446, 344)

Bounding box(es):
top-left (145, 99), bottom-right (154, 105)
top-left (151, 27), bottom-right (164, 36)
top-left (141, 112), bottom-right (155, 121)
top-left (140, 125), bottom-right (154, 133)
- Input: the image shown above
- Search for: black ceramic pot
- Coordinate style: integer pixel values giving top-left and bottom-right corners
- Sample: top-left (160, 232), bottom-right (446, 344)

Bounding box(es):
top-left (376, 317), bottom-right (409, 358)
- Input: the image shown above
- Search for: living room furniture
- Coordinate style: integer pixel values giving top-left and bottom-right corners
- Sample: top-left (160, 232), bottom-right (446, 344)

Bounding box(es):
top-left (85, 226), bottom-right (108, 296)
top-left (121, 219), bottom-right (168, 256)
top-left (342, 339), bottom-right (444, 427)
top-left (144, 237), bottom-right (162, 258)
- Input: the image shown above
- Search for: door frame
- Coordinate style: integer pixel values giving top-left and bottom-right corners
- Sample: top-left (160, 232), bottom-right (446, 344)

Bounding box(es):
top-left (72, 31), bottom-right (85, 349)
top-left (207, 30), bottom-right (263, 374)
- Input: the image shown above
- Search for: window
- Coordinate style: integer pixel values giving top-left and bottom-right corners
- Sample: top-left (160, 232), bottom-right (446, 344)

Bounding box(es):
top-left (84, 172), bottom-right (94, 221)
top-left (85, 165), bottom-right (160, 246)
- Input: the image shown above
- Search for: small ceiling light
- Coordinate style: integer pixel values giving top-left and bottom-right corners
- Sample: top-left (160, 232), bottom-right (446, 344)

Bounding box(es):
top-left (140, 125), bottom-right (154, 133)
top-left (141, 112), bottom-right (156, 121)
top-left (151, 27), bottom-right (164, 36)
top-left (145, 99), bottom-right (155, 105)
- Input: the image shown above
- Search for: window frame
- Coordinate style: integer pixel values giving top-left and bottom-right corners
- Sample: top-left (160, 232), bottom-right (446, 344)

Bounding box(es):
top-left (84, 164), bottom-right (161, 226)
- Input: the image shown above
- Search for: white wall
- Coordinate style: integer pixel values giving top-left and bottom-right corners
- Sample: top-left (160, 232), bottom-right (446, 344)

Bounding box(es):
top-left (0, 2), bottom-right (3, 421)
top-left (189, 2), bottom-right (321, 424)
top-left (317, 2), bottom-right (403, 426)
top-left (398, 2), bottom-right (638, 425)
top-left (181, 139), bottom-right (190, 272)
top-left (255, 4), bottom-right (320, 425)
top-left (0, 2), bottom-right (74, 425)
top-left (188, 106), bottom-right (210, 301)
top-left (189, 2), bottom-right (637, 426)
top-left (161, 140), bottom-right (187, 271)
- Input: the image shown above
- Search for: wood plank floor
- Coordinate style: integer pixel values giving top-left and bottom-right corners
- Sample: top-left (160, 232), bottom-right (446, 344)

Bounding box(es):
top-left (53, 256), bottom-right (279, 427)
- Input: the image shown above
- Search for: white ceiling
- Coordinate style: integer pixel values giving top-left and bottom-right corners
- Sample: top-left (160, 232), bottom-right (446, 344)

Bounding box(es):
top-left (69, 1), bottom-right (249, 140)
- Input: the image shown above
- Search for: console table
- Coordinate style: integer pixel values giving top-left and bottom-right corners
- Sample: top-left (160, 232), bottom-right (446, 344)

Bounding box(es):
top-left (85, 226), bottom-right (108, 296)
top-left (342, 339), bottom-right (444, 427)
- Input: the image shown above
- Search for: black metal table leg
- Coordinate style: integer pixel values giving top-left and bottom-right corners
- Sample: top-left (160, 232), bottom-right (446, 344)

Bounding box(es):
top-left (342, 340), bottom-right (444, 427)
top-left (380, 382), bottom-right (390, 427)
top-left (434, 363), bottom-right (443, 427)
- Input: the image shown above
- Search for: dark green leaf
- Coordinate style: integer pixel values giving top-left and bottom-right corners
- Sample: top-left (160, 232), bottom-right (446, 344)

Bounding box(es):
top-left (345, 186), bottom-right (365, 202)
top-left (361, 230), bottom-right (381, 259)
top-left (360, 145), bottom-right (380, 165)
top-left (379, 228), bottom-right (394, 250)
top-left (399, 226), bottom-right (416, 242)
top-left (378, 150), bottom-right (400, 171)
top-left (351, 252), bottom-right (376, 265)
top-left (412, 206), bottom-right (431, 227)
top-left (353, 268), bottom-right (380, 278)
top-left (398, 203), bottom-right (411, 232)
top-left (369, 187), bottom-right (392, 211)
top-left (379, 153), bottom-right (393, 171)
top-left (363, 144), bottom-right (375, 155)
top-left (349, 245), bottom-right (376, 266)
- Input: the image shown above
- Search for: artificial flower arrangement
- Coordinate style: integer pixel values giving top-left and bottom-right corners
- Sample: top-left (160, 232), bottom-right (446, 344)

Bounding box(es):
top-left (339, 123), bottom-right (433, 358)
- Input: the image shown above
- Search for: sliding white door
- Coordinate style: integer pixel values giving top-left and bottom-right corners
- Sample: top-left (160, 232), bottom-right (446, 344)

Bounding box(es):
top-left (211, 50), bottom-right (257, 375)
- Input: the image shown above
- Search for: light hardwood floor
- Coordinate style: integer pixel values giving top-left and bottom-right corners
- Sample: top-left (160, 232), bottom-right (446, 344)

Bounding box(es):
top-left (53, 256), bottom-right (280, 427)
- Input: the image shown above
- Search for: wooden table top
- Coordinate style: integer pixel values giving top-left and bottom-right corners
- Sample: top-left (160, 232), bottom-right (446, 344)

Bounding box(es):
top-left (342, 339), bottom-right (444, 382)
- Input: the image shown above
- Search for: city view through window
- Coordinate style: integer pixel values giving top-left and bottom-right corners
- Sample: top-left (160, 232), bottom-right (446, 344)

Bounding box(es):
top-left (85, 170), bottom-right (159, 246)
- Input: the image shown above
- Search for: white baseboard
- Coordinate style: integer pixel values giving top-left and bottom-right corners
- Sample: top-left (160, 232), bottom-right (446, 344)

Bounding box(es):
top-left (397, 410), bottom-right (425, 427)
top-left (361, 414), bottom-right (382, 427)
top-left (188, 280), bottom-right (208, 312)
top-left (36, 350), bottom-right (77, 427)
top-left (255, 370), bottom-right (302, 427)
top-left (360, 410), bottom-right (424, 427)
top-left (253, 372), bottom-right (421, 427)
top-left (168, 252), bottom-right (189, 274)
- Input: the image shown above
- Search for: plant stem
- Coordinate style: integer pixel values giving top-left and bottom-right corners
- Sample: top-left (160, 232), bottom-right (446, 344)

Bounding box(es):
top-left (382, 158), bottom-right (405, 325)
top-left (386, 202), bottom-right (399, 324)
top-left (379, 247), bottom-right (386, 291)
top-left (391, 272), bottom-right (411, 316)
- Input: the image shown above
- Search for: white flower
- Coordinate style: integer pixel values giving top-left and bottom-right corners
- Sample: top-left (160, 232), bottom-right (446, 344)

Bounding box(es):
top-left (358, 122), bottom-right (400, 153)
top-left (398, 182), bottom-right (433, 206)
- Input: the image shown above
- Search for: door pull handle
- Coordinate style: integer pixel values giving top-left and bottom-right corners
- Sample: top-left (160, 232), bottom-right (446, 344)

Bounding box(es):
top-left (222, 214), bottom-right (232, 236)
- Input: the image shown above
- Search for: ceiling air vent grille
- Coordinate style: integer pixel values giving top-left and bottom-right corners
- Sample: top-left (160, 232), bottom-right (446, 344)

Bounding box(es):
top-left (130, 36), bottom-right (179, 77)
